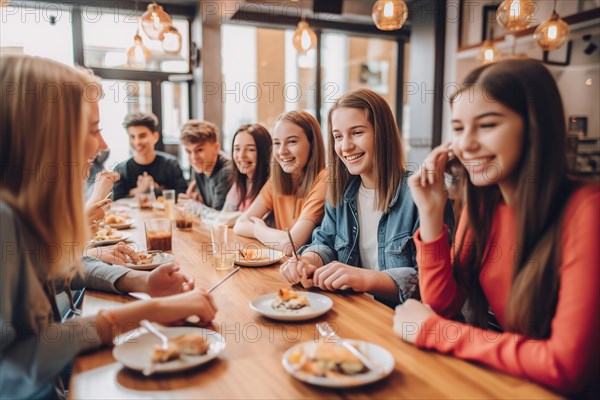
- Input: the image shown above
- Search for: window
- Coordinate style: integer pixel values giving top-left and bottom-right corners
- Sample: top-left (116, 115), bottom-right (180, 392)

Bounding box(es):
top-left (320, 34), bottom-right (398, 135)
top-left (0, 2), bottom-right (73, 65)
top-left (161, 81), bottom-right (190, 143)
top-left (82, 8), bottom-right (189, 73)
top-left (221, 24), bottom-right (317, 152)
top-left (99, 80), bottom-right (152, 170)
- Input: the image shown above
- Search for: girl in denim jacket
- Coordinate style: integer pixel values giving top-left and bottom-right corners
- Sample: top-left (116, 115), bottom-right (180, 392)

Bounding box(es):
top-left (280, 89), bottom-right (454, 304)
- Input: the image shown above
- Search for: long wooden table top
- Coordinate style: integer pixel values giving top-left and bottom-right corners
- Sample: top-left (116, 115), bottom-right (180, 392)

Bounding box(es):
top-left (70, 206), bottom-right (559, 399)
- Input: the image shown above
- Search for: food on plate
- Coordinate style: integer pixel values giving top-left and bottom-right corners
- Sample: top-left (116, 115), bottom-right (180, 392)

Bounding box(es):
top-left (135, 252), bottom-right (154, 265)
top-left (272, 287), bottom-right (309, 311)
top-left (150, 333), bottom-right (210, 363)
top-left (289, 342), bottom-right (368, 377)
top-left (238, 248), bottom-right (268, 261)
top-left (104, 213), bottom-right (130, 225)
top-left (93, 227), bottom-right (123, 241)
top-left (151, 344), bottom-right (180, 363)
top-left (171, 333), bottom-right (210, 355)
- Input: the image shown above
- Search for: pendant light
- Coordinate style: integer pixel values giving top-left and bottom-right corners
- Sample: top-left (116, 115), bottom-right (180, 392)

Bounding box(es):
top-left (141, 2), bottom-right (172, 40)
top-left (127, 30), bottom-right (151, 68)
top-left (160, 25), bottom-right (183, 54)
top-left (496, 0), bottom-right (536, 31)
top-left (534, 1), bottom-right (569, 51)
top-left (480, 27), bottom-right (498, 64)
top-left (372, 0), bottom-right (408, 31)
top-left (292, 17), bottom-right (317, 54)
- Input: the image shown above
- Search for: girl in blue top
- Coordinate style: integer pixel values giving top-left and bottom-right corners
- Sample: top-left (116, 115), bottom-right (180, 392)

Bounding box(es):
top-left (280, 88), bottom-right (454, 303)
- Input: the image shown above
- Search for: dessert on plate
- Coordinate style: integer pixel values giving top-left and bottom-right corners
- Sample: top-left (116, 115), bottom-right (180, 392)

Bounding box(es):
top-left (288, 342), bottom-right (368, 378)
top-left (93, 226), bottom-right (122, 241)
top-left (272, 287), bottom-right (309, 311)
top-left (150, 333), bottom-right (210, 363)
top-left (238, 248), bottom-right (269, 261)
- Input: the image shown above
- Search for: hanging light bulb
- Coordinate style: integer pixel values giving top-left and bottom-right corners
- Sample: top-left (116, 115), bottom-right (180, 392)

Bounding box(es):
top-left (160, 25), bottom-right (182, 54)
top-left (372, 0), bottom-right (408, 31)
top-left (127, 31), bottom-right (151, 68)
top-left (496, 0), bottom-right (536, 31)
top-left (141, 2), bottom-right (172, 40)
top-left (480, 39), bottom-right (498, 64)
top-left (292, 19), bottom-right (317, 53)
top-left (534, 9), bottom-right (569, 51)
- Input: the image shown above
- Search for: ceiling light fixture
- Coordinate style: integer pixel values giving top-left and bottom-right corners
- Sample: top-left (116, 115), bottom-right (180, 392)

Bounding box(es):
top-left (127, 30), bottom-right (151, 69)
top-left (372, 0), bottom-right (408, 31)
top-left (534, 1), bottom-right (569, 51)
top-left (292, 17), bottom-right (317, 54)
top-left (496, 0), bottom-right (536, 32)
top-left (160, 25), bottom-right (183, 54)
top-left (141, 2), bottom-right (172, 40)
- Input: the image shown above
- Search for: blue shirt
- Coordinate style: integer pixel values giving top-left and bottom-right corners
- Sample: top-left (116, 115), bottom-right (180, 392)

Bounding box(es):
top-left (300, 175), bottom-right (455, 304)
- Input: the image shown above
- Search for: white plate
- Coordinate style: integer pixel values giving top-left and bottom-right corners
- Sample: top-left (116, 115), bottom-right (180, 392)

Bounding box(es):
top-left (105, 218), bottom-right (135, 230)
top-left (235, 248), bottom-right (286, 267)
top-left (90, 232), bottom-right (132, 246)
top-left (113, 326), bottom-right (226, 374)
top-left (125, 253), bottom-right (176, 271)
top-left (249, 291), bottom-right (333, 321)
top-left (282, 340), bottom-right (395, 388)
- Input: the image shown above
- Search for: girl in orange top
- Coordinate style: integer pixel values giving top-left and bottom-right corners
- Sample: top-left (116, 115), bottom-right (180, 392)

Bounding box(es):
top-left (233, 111), bottom-right (327, 256)
top-left (394, 59), bottom-right (599, 396)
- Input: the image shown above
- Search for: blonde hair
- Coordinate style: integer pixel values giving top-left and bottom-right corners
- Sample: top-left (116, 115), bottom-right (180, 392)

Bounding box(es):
top-left (327, 88), bottom-right (406, 212)
top-left (0, 55), bottom-right (99, 279)
top-left (272, 110), bottom-right (326, 197)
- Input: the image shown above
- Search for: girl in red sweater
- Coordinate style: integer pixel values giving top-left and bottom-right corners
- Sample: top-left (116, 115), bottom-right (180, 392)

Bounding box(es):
top-left (394, 59), bottom-right (599, 396)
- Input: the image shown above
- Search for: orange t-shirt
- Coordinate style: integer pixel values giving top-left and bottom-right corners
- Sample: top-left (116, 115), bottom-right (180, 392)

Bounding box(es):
top-left (414, 185), bottom-right (600, 396)
top-left (258, 169), bottom-right (327, 230)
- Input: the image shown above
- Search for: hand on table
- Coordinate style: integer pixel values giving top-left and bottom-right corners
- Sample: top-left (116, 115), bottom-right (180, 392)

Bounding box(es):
top-left (312, 262), bottom-right (371, 292)
top-left (393, 299), bottom-right (435, 344)
top-left (87, 242), bottom-right (139, 265)
top-left (280, 256), bottom-right (318, 288)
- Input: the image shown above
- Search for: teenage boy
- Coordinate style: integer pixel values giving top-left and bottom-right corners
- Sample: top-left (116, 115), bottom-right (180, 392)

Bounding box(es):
top-left (179, 120), bottom-right (233, 210)
top-left (113, 112), bottom-right (188, 201)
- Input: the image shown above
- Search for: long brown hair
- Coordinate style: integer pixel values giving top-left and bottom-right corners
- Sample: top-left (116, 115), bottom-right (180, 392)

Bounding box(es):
top-left (450, 59), bottom-right (574, 338)
top-left (326, 88), bottom-right (406, 212)
top-left (271, 110), bottom-right (326, 197)
top-left (230, 123), bottom-right (272, 208)
top-left (0, 55), bottom-right (98, 279)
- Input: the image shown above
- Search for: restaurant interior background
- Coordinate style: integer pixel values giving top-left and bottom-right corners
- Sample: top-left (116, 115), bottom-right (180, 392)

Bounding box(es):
top-left (1, 0), bottom-right (598, 177)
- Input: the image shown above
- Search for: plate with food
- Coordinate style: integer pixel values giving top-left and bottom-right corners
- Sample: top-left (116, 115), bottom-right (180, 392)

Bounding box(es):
top-left (103, 213), bottom-right (135, 229)
top-left (113, 326), bottom-right (226, 375)
top-left (282, 340), bottom-right (394, 388)
top-left (90, 227), bottom-right (131, 246)
top-left (235, 247), bottom-right (285, 267)
top-left (125, 252), bottom-right (176, 271)
top-left (249, 288), bottom-right (333, 321)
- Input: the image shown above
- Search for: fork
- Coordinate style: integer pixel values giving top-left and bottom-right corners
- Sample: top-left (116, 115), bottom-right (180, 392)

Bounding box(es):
top-left (140, 319), bottom-right (169, 376)
top-left (315, 322), bottom-right (377, 372)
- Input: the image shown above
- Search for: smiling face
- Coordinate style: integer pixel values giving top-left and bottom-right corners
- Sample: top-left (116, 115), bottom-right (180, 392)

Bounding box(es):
top-left (127, 125), bottom-right (159, 157)
top-left (451, 87), bottom-right (525, 194)
top-left (232, 130), bottom-right (257, 178)
top-left (272, 119), bottom-right (311, 175)
top-left (184, 141), bottom-right (220, 174)
top-left (331, 107), bottom-right (375, 188)
top-left (83, 102), bottom-right (108, 178)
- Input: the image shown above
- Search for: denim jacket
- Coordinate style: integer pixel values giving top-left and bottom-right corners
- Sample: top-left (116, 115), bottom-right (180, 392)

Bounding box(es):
top-left (300, 175), bottom-right (455, 304)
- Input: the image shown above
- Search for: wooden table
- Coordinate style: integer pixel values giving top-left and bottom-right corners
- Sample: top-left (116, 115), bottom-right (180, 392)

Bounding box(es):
top-left (70, 207), bottom-right (559, 399)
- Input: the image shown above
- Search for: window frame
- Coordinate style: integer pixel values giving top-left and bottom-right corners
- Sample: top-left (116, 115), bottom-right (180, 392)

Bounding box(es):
top-left (70, 3), bottom-right (196, 150)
